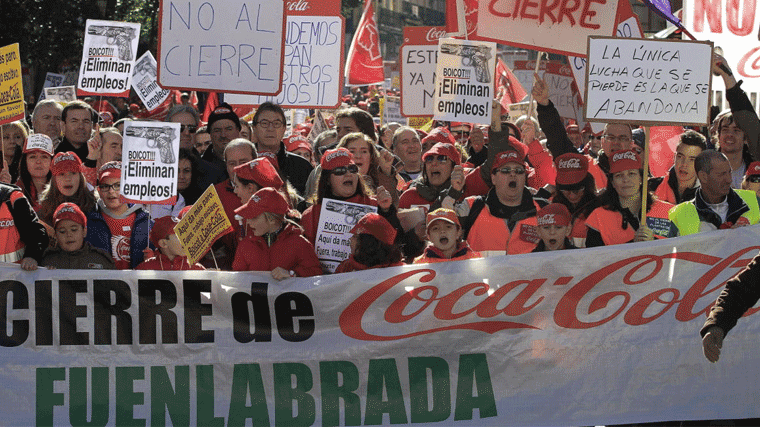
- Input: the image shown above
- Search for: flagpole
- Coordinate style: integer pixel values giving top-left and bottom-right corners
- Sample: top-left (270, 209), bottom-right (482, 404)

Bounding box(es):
top-left (641, 126), bottom-right (650, 224)
top-left (527, 52), bottom-right (544, 119)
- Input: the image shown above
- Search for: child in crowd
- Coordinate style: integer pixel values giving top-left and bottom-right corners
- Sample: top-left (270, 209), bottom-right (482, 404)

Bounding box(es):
top-left (532, 203), bottom-right (577, 252)
top-left (232, 187), bottom-right (322, 278)
top-left (37, 152), bottom-right (97, 236)
top-left (136, 216), bottom-right (204, 270)
top-left (414, 208), bottom-right (480, 263)
top-left (41, 202), bottom-right (114, 269)
top-left (85, 161), bottom-right (151, 269)
top-left (336, 212), bottom-right (404, 273)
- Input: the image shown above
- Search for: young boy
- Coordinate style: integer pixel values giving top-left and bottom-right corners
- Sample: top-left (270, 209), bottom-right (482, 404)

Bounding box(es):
top-left (41, 202), bottom-right (114, 269)
top-left (532, 203), bottom-right (577, 252)
top-left (414, 208), bottom-right (480, 263)
top-left (85, 161), bottom-right (151, 269)
top-left (137, 216), bottom-right (205, 270)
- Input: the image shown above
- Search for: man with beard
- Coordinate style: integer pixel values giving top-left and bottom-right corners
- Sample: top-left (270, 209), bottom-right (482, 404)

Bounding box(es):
top-left (649, 130), bottom-right (706, 204)
top-left (670, 150), bottom-right (760, 235)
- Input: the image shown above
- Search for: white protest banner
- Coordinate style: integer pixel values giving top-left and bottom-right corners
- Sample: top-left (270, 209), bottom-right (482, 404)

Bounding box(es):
top-left (433, 37), bottom-right (496, 125)
top-left (4, 226), bottom-right (760, 425)
top-left (683, 0), bottom-right (760, 95)
top-left (381, 96), bottom-right (408, 125)
top-left (132, 51), bottom-right (170, 112)
top-left (584, 37), bottom-right (713, 126)
top-left (0, 43), bottom-right (24, 126)
top-left (513, 60), bottom-right (581, 122)
top-left (38, 72), bottom-right (64, 101)
top-left (158, 0), bottom-right (286, 95)
top-left (315, 199), bottom-right (377, 273)
top-left (400, 26), bottom-right (446, 117)
top-left (77, 20), bottom-right (140, 97)
top-left (226, 2), bottom-right (344, 108)
top-left (477, 0), bottom-right (619, 57)
top-left (121, 121), bottom-right (180, 204)
top-left (43, 86), bottom-right (76, 103)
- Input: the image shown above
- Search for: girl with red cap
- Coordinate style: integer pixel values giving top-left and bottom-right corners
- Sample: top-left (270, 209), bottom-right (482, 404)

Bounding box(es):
top-left (232, 187), bottom-right (321, 278)
top-left (37, 152), bottom-right (97, 240)
top-left (335, 212), bottom-right (404, 273)
top-left (414, 208), bottom-right (480, 263)
top-left (586, 149), bottom-right (675, 246)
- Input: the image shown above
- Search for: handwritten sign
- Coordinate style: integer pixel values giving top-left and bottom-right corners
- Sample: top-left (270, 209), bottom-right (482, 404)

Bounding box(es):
top-left (132, 51), bottom-right (170, 111)
top-left (174, 185), bottom-right (233, 265)
top-left (584, 37), bottom-right (713, 126)
top-left (315, 199), bottom-right (376, 273)
top-left (400, 26), bottom-right (446, 117)
top-left (432, 37), bottom-right (496, 125)
top-left (158, 0), bottom-right (286, 95)
top-left (78, 20), bottom-right (140, 97)
top-left (513, 60), bottom-right (581, 122)
top-left (38, 72), bottom-right (64, 101)
top-left (477, 0), bottom-right (619, 57)
top-left (0, 43), bottom-right (24, 126)
top-left (121, 121), bottom-right (180, 204)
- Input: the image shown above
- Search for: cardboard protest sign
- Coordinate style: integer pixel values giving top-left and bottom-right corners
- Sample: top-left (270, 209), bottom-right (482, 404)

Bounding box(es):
top-left (477, 0), bottom-right (619, 57)
top-left (513, 60), bottom-right (582, 123)
top-left (77, 20), bottom-right (140, 97)
top-left (25, 134), bottom-right (53, 153)
top-left (683, 0), bottom-right (760, 95)
top-left (132, 51), bottom-right (170, 112)
top-left (432, 37), bottom-right (496, 125)
top-left (121, 121), bottom-right (180, 204)
top-left (584, 37), bottom-right (713, 126)
top-left (158, 0), bottom-right (286, 95)
top-left (226, 2), bottom-right (344, 108)
top-left (307, 109), bottom-right (328, 143)
top-left (38, 72), bottom-right (64, 101)
top-left (174, 185), bottom-right (233, 264)
top-left (0, 43), bottom-right (24, 126)
top-left (408, 116), bottom-right (433, 129)
top-left (43, 86), bottom-right (76, 103)
top-left (381, 96), bottom-right (407, 125)
top-left (400, 26), bottom-right (447, 117)
top-left (315, 199), bottom-right (377, 273)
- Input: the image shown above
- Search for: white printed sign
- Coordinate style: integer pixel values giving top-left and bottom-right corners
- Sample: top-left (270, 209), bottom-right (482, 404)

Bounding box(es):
top-left (158, 0), bottom-right (285, 95)
top-left (315, 199), bottom-right (377, 273)
top-left (43, 86), bottom-right (76, 103)
top-left (38, 73), bottom-right (64, 101)
top-left (584, 37), bottom-right (713, 126)
top-left (132, 51), bottom-right (170, 112)
top-left (400, 26), bottom-right (446, 117)
top-left (78, 20), bottom-right (140, 97)
top-left (121, 121), bottom-right (180, 204)
top-left (433, 38), bottom-right (496, 125)
top-left (381, 96), bottom-right (407, 125)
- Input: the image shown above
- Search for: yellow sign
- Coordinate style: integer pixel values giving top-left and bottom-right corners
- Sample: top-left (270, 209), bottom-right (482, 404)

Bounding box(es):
top-left (0, 44), bottom-right (24, 125)
top-left (174, 185), bottom-right (233, 265)
top-left (408, 116), bottom-right (433, 130)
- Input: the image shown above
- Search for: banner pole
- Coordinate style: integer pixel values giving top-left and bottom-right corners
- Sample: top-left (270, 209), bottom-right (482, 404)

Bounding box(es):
top-left (527, 52), bottom-right (544, 119)
top-left (1, 127), bottom-right (7, 177)
top-left (641, 126), bottom-right (650, 223)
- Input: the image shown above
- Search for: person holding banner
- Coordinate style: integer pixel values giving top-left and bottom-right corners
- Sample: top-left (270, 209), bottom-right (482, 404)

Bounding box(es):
top-left (532, 203), bottom-right (578, 252)
top-left (548, 153), bottom-right (600, 248)
top-left (232, 187), bottom-right (321, 278)
top-left (14, 135), bottom-right (54, 211)
top-left (586, 149), bottom-right (674, 246)
top-left (40, 202), bottom-right (114, 270)
top-left (31, 100), bottom-right (63, 143)
top-left (0, 181), bottom-right (49, 269)
top-left (413, 208), bottom-right (480, 264)
top-left (335, 212), bottom-right (404, 273)
top-left (136, 216), bottom-right (204, 271)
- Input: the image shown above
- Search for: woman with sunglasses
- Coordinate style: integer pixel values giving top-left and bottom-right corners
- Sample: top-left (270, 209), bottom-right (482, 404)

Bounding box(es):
top-left (742, 162), bottom-right (760, 197)
top-left (586, 149), bottom-right (675, 247)
top-left (337, 132), bottom-right (399, 205)
top-left (301, 148), bottom-right (396, 245)
top-left (549, 153), bottom-right (601, 248)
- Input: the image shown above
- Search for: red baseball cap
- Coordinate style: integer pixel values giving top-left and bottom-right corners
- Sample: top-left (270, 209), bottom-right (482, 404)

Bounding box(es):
top-left (426, 208), bottom-right (460, 230)
top-left (746, 161), bottom-right (760, 177)
top-left (422, 127), bottom-right (457, 148)
top-left (98, 161), bottom-right (122, 182)
top-left (566, 124), bottom-right (580, 134)
top-left (536, 203), bottom-right (571, 227)
top-left (51, 152), bottom-right (83, 176)
top-left (234, 157), bottom-right (283, 189)
top-left (423, 142), bottom-right (461, 165)
top-left (492, 150), bottom-right (526, 171)
top-left (257, 151), bottom-right (280, 170)
top-left (284, 134), bottom-right (313, 155)
top-left (608, 149), bottom-right (642, 174)
top-left (234, 187), bottom-right (289, 219)
top-left (24, 134), bottom-right (54, 156)
top-left (150, 216), bottom-right (180, 248)
top-left (53, 202), bottom-right (87, 228)
top-left (321, 147), bottom-right (355, 170)
top-left (349, 212), bottom-right (397, 246)
top-left (555, 153), bottom-right (589, 186)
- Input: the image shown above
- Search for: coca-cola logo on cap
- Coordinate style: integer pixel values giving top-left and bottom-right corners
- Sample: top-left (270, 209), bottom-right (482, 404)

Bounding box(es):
top-left (612, 150), bottom-right (637, 163)
top-left (558, 158), bottom-right (581, 170)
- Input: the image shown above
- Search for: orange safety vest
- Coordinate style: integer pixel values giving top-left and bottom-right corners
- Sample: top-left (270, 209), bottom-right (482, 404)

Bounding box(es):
top-left (586, 200), bottom-right (674, 245)
top-left (0, 191), bottom-right (26, 263)
top-left (466, 197), bottom-right (541, 256)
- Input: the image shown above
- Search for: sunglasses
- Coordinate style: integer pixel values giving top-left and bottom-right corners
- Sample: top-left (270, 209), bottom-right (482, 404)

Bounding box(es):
top-left (180, 124), bottom-right (198, 133)
top-left (495, 166), bottom-right (525, 175)
top-left (331, 164), bottom-right (359, 176)
top-left (748, 175), bottom-right (760, 183)
top-left (424, 155), bottom-right (450, 163)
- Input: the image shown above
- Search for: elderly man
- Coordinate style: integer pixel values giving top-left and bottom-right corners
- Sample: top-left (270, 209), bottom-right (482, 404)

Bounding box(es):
top-left (200, 103), bottom-right (240, 187)
top-left (165, 104), bottom-right (200, 151)
top-left (392, 126), bottom-right (423, 183)
top-left (55, 100), bottom-right (97, 161)
top-left (31, 99), bottom-right (63, 143)
top-left (669, 150), bottom-right (760, 235)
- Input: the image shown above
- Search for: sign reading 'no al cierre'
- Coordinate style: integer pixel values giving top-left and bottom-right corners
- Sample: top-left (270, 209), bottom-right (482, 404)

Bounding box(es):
top-left (584, 37), bottom-right (713, 126)
top-left (158, 0), bottom-right (286, 95)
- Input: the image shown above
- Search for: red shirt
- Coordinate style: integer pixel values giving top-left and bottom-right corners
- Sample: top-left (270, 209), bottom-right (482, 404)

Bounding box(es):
top-left (136, 252), bottom-right (205, 270)
top-left (103, 212), bottom-right (136, 270)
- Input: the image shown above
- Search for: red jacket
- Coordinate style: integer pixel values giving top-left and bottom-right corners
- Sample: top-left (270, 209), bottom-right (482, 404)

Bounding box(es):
top-left (413, 242), bottom-right (481, 264)
top-left (335, 255), bottom-right (404, 273)
top-left (136, 253), bottom-right (205, 270)
top-left (301, 194), bottom-right (377, 244)
top-left (232, 223), bottom-right (322, 277)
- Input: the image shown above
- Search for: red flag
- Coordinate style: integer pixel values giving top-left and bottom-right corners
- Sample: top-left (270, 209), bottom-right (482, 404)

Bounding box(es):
top-left (495, 59), bottom-right (527, 111)
top-left (648, 126), bottom-right (683, 178)
top-left (445, 0), bottom-right (477, 38)
top-left (345, 0), bottom-right (384, 86)
top-left (202, 92), bottom-right (219, 124)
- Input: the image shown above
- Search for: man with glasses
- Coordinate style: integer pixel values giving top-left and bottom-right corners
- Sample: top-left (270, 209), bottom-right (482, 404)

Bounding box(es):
top-left (251, 102), bottom-right (313, 196)
top-left (201, 103), bottom-right (240, 187)
top-left (650, 130), bottom-right (706, 204)
top-left (165, 105), bottom-right (200, 151)
top-left (451, 149), bottom-right (549, 257)
top-left (31, 99), bottom-right (63, 144)
top-left (56, 100), bottom-right (97, 161)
